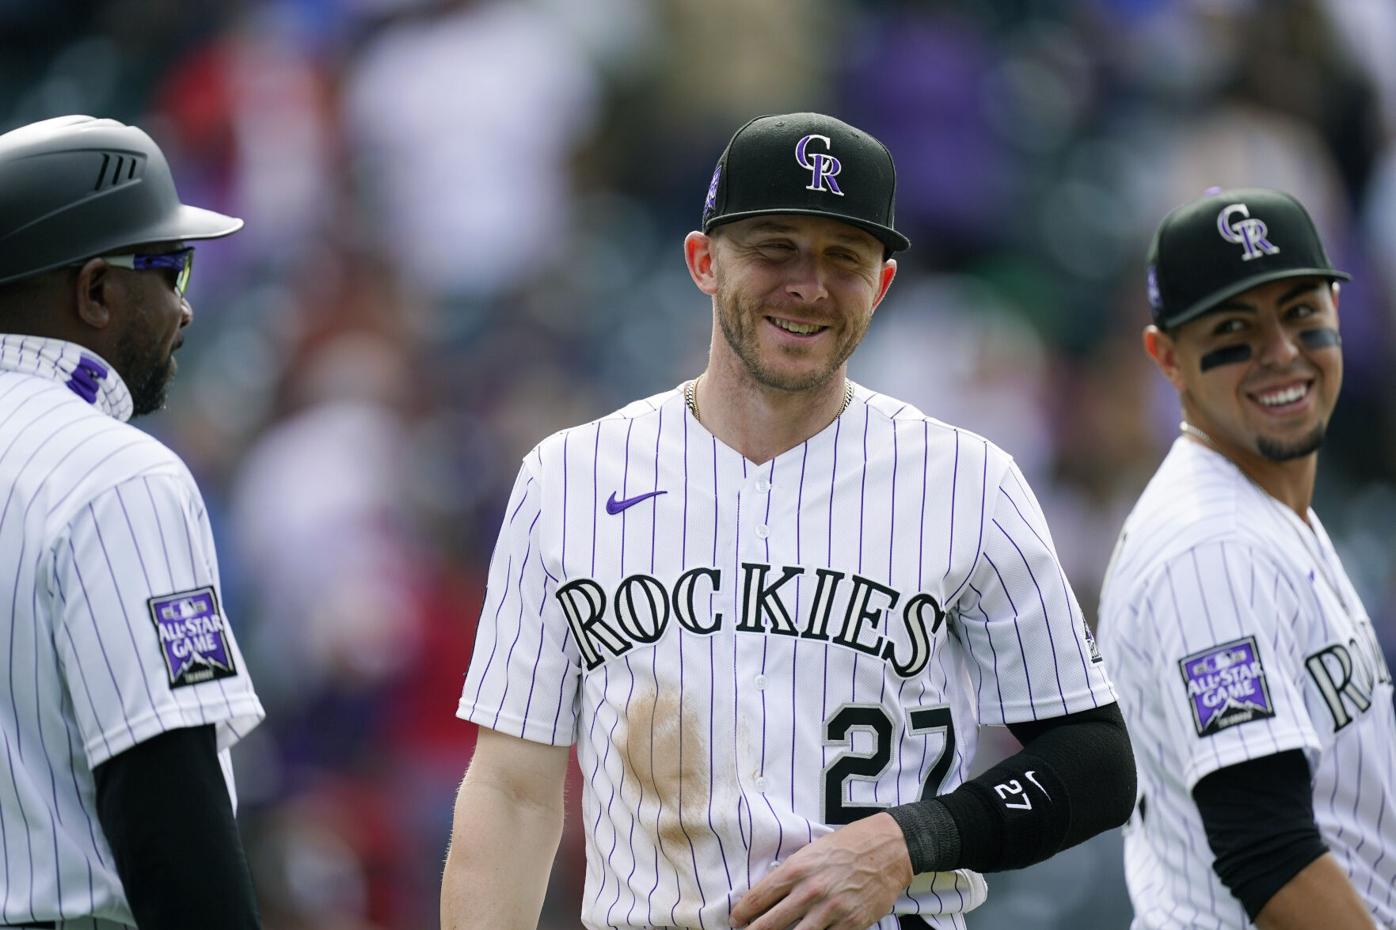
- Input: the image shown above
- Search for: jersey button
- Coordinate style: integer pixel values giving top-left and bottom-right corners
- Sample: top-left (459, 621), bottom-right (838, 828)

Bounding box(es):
top-left (754, 674), bottom-right (767, 689)
top-left (754, 524), bottom-right (769, 539)
top-left (756, 476), bottom-right (772, 492)
top-left (754, 776), bottom-right (769, 791)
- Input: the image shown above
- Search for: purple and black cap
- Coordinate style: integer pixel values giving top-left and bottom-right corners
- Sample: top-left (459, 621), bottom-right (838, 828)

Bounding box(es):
top-left (701, 112), bottom-right (910, 256)
top-left (1146, 186), bottom-right (1349, 330)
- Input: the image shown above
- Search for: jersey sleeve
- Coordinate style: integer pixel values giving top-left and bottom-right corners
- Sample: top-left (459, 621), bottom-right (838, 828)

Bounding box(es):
top-left (458, 461), bottom-right (581, 746)
top-left (1140, 540), bottom-right (1320, 789)
top-left (51, 474), bottom-right (265, 769)
top-left (951, 460), bottom-right (1117, 724)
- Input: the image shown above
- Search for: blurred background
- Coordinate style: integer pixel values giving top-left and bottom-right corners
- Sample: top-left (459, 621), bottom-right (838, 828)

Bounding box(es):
top-left (4, 0), bottom-right (1395, 926)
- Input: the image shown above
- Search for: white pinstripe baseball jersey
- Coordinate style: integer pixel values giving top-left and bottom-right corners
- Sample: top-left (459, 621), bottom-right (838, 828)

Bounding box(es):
top-left (1098, 437), bottom-right (1396, 929)
top-left (0, 334), bottom-right (264, 927)
top-left (459, 382), bottom-right (1116, 930)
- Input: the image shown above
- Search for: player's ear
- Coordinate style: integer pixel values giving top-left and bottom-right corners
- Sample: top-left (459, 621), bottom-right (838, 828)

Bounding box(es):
top-left (74, 258), bottom-right (115, 330)
top-left (870, 259), bottom-right (897, 313)
top-left (684, 231), bottom-right (719, 296)
top-left (1143, 324), bottom-right (1186, 392)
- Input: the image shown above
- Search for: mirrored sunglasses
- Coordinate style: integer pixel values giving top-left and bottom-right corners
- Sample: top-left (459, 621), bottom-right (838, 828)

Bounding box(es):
top-left (101, 246), bottom-right (196, 296)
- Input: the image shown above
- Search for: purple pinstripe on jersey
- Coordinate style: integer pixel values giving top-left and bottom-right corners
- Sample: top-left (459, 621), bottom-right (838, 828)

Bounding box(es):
top-left (945, 440), bottom-right (987, 604)
top-left (65, 543), bottom-right (140, 747)
top-left (733, 454), bottom-right (748, 885)
top-left (488, 515), bottom-right (540, 731)
top-left (791, 438), bottom-right (812, 843)
top-left (704, 429), bottom-right (734, 891)
top-left (517, 548), bottom-right (555, 726)
top-left (28, 582), bottom-right (66, 916)
top-left (991, 519), bottom-right (1067, 712)
top-left (86, 505), bottom-right (171, 730)
top-left (965, 581), bottom-right (1007, 724)
top-left (980, 551), bottom-right (1038, 719)
top-left (2, 731), bottom-right (31, 919)
top-left (471, 552), bottom-right (515, 711)
top-left (999, 481), bottom-right (1096, 703)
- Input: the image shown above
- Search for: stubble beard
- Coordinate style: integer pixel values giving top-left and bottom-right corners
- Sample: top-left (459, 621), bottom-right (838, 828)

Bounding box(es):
top-left (116, 326), bottom-right (176, 417)
top-left (1256, 423), bottom-right (1326, 462)
top-left (714, 283), bottom-right (867, 394)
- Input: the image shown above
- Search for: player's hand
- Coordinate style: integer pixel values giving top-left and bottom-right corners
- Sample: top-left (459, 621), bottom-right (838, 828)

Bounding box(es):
top-left (729, 812), bottom-right (914, 930)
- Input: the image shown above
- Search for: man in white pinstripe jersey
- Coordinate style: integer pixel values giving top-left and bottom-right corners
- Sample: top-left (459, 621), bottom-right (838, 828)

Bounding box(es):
top-left (1099, 187), bottom-right (1395, 929)
top-left (441, 112), bottom-right (1136, 930)
top-left (0, 116), bottom-right (264, 929)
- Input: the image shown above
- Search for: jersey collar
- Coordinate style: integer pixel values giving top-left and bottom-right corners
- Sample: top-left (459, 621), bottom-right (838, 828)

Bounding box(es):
top-left (0, 333), bottom-right (134, 422)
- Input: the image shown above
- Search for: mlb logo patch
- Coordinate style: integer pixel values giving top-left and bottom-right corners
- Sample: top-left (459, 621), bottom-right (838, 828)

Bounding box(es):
top-left (1179, 636), bottom-right (1274, 736)
top-left (147, 587), bottom-right (238, 688)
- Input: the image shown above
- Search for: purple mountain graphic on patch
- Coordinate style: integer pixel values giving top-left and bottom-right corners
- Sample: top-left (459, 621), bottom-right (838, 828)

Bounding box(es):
top-left (606, 490), bottom-right (666, 514)
top-left (1180, 636), bottom-right (1274, 736)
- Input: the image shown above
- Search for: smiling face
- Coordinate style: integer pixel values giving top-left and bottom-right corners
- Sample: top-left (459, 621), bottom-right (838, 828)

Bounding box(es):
top-left (1147, 275), bottom-right (1343, 464)
top-left (698, 215), bottom-right (895, 394)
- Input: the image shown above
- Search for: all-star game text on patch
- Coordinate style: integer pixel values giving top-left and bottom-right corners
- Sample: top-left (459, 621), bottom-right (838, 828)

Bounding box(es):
top-left (1179, 635), bottom-right (1274, 736)
top-left (147, 587), bottom-right (238, 688)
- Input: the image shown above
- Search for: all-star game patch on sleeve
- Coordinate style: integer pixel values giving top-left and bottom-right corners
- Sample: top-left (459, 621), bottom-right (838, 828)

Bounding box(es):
top-left (1145, 540), bottom-right (1321, 789)
top-left (1178, 635), bottom-right (1274, 736)
top-left (51, 474), bottom-right (265, 769)
top-left (147, 587), bottom-right (239, 688)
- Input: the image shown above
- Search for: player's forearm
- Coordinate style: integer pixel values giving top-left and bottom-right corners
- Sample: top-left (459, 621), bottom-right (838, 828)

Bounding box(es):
top-left (440, 767), bottom-right (565, 930)
top-left (888, 702), bottom-right (1136, 873)
top-left (1255, 854), bottom-right (1377, 930)
top-left (94, 726), bottom-right (260, 930)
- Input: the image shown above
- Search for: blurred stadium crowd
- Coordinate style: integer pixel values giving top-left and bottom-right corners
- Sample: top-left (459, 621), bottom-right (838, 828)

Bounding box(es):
top-left (4, 0), bottom-right (1395, 927)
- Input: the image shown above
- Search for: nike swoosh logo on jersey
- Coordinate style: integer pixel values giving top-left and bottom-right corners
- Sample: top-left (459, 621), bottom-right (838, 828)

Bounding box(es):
top-left (606, 490), bottom-right (666, 514)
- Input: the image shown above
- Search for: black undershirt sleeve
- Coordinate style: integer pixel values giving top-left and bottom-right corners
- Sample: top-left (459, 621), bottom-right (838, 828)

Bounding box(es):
top-left (1192, 750), bottom-right (1328, 920)
top-left (886, 702), bottom-right (1136, 874)
top-left (93, 725), bottom-right (261, 930)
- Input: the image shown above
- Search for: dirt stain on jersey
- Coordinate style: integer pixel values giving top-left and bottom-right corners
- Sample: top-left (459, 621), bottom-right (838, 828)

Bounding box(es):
top-left (619, 680), bottom-right (711, 927)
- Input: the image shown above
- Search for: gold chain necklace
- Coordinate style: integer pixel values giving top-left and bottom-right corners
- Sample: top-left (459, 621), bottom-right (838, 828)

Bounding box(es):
top-left (685, 376), bottom-right (854, 426)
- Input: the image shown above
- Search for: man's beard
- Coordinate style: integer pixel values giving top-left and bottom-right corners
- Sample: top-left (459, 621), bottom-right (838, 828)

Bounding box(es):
top-left (714, 283), bottom-right (867, 393)
top-left (116, 327), bottom-right (176, 417)
top-left (1257, 424), bottom-right (1326, 462)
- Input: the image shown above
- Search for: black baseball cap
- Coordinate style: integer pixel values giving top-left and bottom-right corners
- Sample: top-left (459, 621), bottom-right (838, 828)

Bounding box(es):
top-left (701, 112), bottom-right (910, 254)
top-left (1146, 186), bottom-right (1349, 329)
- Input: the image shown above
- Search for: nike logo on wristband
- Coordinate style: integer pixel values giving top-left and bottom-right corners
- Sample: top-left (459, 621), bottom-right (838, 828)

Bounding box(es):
top-left (606, 490), bottom-right (667, 514)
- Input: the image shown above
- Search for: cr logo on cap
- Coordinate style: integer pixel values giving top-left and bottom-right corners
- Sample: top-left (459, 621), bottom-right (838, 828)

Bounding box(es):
top-left (1217, 202), bottom-right (1279, 262)
top-left (795, 134), bottom-right (844, 196)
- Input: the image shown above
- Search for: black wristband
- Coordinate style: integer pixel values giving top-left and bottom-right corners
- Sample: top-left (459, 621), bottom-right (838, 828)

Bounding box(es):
top-left (885, 797), bottom-right (961, 874)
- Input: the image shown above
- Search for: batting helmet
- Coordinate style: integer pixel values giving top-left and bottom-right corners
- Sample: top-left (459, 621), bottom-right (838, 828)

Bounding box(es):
top-left (0, 115), bottom-right (243, 286)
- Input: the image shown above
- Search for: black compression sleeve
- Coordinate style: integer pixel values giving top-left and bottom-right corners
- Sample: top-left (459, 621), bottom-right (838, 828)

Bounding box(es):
top-left (94, 725), bottom-right (261, 930)
top-left (887, 702), bottom-right (1136, 874)
top-left (1193, 750), bottom-right (1328, 919)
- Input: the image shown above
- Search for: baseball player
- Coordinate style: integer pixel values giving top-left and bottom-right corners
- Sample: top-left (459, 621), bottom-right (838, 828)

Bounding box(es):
top-left (440, 112), bottom-right (1136, 930)
top-left (0, 116), bottom-right (264, 930)
top-left (1098, 187), bottom-right (1396, 929)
